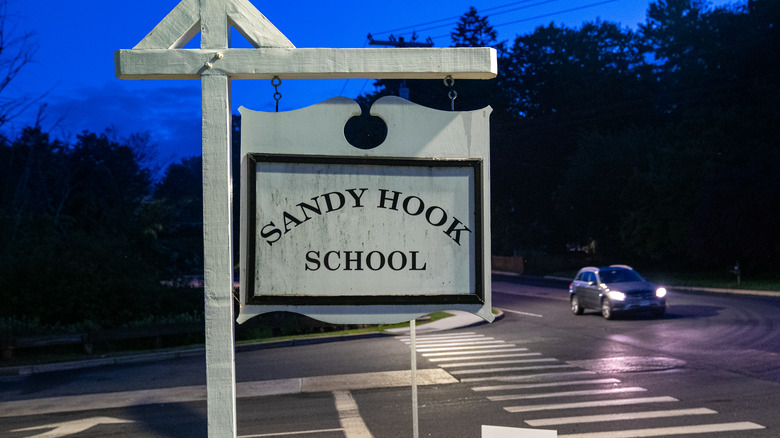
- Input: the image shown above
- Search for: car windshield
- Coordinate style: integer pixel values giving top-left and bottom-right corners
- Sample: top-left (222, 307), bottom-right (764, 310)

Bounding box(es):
top-left (599, 269), bottom-right (643, 283)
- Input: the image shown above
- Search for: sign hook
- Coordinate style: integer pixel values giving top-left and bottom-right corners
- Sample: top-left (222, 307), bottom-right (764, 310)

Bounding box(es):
top-left (444, 75), bottom-right (457, 111)
top-left (272, 76), bottom-right (282, 112)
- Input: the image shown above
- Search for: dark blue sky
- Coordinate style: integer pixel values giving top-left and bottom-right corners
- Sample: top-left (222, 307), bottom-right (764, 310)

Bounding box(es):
top-left (4, 0), bottom-right (736, 170)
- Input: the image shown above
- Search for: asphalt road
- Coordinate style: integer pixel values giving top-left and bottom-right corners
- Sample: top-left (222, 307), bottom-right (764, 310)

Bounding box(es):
top-left (1, 276), bottom-right (778, 437)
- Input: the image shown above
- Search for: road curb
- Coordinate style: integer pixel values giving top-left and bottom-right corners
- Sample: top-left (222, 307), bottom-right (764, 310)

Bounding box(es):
top-left (533, 274), bottom-right (780, 298)
top-left (669, 286), bottom-right (780, 297)
top-left (1, 311), bottom-right (492, 378)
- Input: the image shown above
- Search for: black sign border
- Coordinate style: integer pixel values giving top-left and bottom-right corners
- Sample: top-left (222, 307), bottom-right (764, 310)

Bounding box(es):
top-left (244, 153), bottom-right (485, 306)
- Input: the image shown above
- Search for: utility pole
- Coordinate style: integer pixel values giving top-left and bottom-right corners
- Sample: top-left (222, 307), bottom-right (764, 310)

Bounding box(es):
top-left (367, 33), bottom-right (434, 99)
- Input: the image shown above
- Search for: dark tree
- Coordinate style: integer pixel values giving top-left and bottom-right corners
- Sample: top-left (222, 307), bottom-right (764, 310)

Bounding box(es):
top-left (451, 6), bottom-right (498, 48)
top-left (0, 0), bottom-right (41, 127)
top-left (0, 127), bottom-right (178, 328)
top-left (153, 156), bottom-right (204, 277)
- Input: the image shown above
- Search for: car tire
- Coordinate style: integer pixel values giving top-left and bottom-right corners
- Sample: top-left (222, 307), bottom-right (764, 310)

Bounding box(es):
top-left (653, 307), bottom-right (666, 318)
top-left (601, 299), bottom-right (614, 320)
top-left (571, 295), bottom-right (584, 315)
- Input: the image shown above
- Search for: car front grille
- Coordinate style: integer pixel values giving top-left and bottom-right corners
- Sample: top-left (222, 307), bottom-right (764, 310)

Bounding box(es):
top-left (628, 291), bottom-right (654, 300)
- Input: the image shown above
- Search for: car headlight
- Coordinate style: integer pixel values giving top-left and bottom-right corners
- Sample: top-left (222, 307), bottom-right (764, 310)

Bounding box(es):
top-left (607, 291), bottom-right (626, 301)
top-left (656, 287), bottom-right (667, 298)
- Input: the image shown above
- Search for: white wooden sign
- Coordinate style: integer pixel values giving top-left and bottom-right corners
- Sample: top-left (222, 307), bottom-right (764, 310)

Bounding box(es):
top-left (115, 0), bottom-right (496, 435)
top-left (238, 96), bottom-right (493, 324)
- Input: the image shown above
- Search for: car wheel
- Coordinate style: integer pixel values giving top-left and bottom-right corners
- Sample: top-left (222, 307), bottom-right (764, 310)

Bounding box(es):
top-left (571, 295), bottom-right (584, 315)
top-left (601, 299), bottom-right (614, 320)
top-left (653, 307), bottom-right (666, 318)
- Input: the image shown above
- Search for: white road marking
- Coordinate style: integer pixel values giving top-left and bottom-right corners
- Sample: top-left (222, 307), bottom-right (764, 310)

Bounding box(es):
top-left (498, 308), bottom-right (544, 318)
top-left (461, 370), bottom-right (597, 383)
top-left (11, 417), bottom-right (134, 438)
top-left (240, 428), bottom-right (343, 437)
top-left (488, 386), bottom-right (647, 401)
top-left (557, 421), bottom-right (765, 437)
top-left (472, 378), bottom-right (621, 392)
top-left (416, 344), bottom-right (517, 352)
top-left (413, 340), bottom-right (509, 349)
top-left (422, 348), bottom-right (528, 357)
top-left (428, 352), bottom-right (541, 362)
top-left (449, 364), bottom-right (573, 375)
top-left (504, 396), bottom-right (679, 413)
top-left (440, 358), bottom-right (558, 368)
top-left (398, 332), bottom-right (477, 341)
top-left (402, 337), bottom-right (494, 344)
top-left (524, 408), bottom-right (718, 427)
top-left (333, 390), bottom-right (373, 438)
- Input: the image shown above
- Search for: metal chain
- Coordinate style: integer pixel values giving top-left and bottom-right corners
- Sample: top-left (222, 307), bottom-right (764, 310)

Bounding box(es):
top-left (444, 75), bottom-right (457, 111)
top-left (272, 76), bottom-right (282, 112)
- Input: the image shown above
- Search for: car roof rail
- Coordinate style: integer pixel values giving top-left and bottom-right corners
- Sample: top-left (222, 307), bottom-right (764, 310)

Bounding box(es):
top-left (608, 264), bottom-right (634, 270)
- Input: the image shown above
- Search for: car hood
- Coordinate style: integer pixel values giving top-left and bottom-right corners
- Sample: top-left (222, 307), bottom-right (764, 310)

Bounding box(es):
top-left (605, 281), bottom-right (656, 294)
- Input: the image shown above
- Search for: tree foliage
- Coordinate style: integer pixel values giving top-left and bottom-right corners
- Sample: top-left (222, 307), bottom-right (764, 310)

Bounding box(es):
top-left (0, 128), bottom-right (200, 328)
top-left (451, 6), bottom-right (499, 48)
top-left (0, 0), bottom-right (40, 127)
top-left (359, 1), bottom-right (779, 273)
top-left (551, 0), bottom-right (779, 272)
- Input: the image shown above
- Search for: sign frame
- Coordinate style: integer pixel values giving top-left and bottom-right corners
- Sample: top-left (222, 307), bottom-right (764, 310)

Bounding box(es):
top-left (243, 152), bottom-right (486, 307)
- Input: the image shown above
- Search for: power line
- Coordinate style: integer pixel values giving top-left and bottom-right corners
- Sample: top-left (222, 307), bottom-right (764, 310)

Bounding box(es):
top-left (372, 0), bottom-right (547, 36)
top-left (372, 0), bottom-right (622, 44)
top-left (377, 0), bottom-right (565, 40)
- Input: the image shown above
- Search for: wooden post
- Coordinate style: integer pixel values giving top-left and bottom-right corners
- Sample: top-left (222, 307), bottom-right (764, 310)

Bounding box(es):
top-left (201, 72), bottom-right (237, 437)
top-left (200, 1), bottom-right (237, 435)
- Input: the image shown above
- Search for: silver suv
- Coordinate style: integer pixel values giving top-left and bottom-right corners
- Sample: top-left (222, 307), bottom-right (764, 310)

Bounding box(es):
top-left (569, 265), bottom-right (667, 319)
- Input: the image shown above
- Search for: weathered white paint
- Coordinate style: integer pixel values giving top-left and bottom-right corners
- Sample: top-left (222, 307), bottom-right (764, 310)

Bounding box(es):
top-left (482, 425), bottom-right (557, 438)
top-left (250, 164), bottom-right (476, 294)
top-left (116, 0), bottom-right (496, 436)
top-left (238, 96), bottom-right (493, 324)
top-left (134, 0), bottom-right (294, 50)
top-left (116, 47), bottom-right (497, 80)
top-left (11, 417), bottom-right (134, 438)
top-left (201, 72), bottom-right (236, 437)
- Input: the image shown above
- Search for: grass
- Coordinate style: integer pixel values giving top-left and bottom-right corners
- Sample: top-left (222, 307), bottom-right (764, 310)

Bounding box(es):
top-left (236, 311), bottom-right (453, 345)
top-left (1, 312), bottom-right (455, 368)
top-left (646, 272), bottom-right (780, 291)
top-left (551, 269), bottom-right (780, 291)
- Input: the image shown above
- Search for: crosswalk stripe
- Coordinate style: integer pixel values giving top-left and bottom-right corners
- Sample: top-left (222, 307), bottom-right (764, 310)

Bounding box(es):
top-left (398, 333), bottom-right (476, 341)
top-left (556, 421), bottom-right (765, 437)
top-left (472, 378), bottom-right (621, 392)
top-left (239, 428), bottom-right (344, 437)
top-left (488, 387), bottom-right (647, 401)
top-left (450, 364), bottom-right (572, 375)
top-left (406, 332), bottom-right (768, 437)
top-left (524, 408), bottom-right (718, 427)
top-left (411, 340), bottom-right (508, 348)
top-left (504, 396), bottom-right (679, 413)
top-left (402, 337), bottom-right (494, 344)
top-left (429, 352), bottom-right (541, 362)
top-left (416, 344), bottom-right (516, 352)
top-left (422, 348), bottom-right (528, 357)
top-left (461, 370), bottom-right (597, 383)
top-left (439, 358), bottom-right (557, 368)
